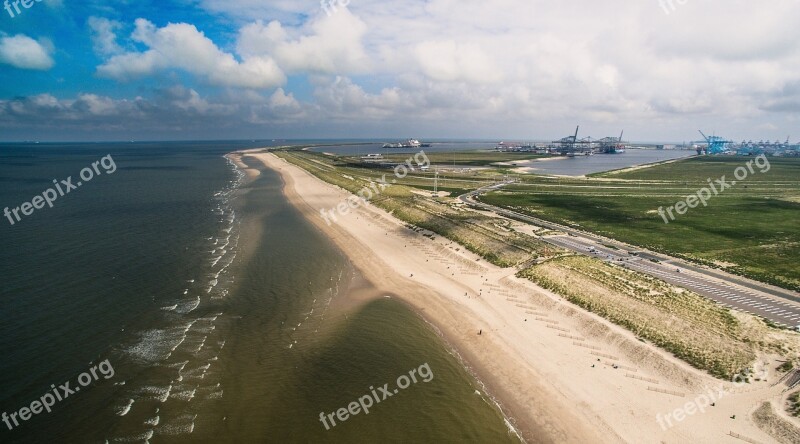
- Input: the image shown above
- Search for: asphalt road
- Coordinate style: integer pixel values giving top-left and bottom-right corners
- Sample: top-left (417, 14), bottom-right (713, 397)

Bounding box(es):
top-left (459, 185), bottom-right (800, 329)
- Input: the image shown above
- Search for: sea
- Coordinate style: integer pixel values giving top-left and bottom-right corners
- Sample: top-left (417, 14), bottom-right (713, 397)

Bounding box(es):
top-left (0, 142), bottom-right (520, 443)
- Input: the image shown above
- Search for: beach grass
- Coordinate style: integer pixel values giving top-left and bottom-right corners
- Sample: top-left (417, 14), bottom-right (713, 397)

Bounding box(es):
top-left (518, 255), bottom-right (755, 379)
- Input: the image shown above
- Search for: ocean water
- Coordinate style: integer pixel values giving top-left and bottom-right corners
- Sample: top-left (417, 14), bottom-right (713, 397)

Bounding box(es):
top-left (0, 142), bottom-right (519, 443)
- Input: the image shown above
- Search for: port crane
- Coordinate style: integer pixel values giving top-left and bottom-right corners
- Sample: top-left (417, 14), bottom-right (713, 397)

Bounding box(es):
top-left (597, 130), bottom-right (626, 154)
top-left (698, 130), bottom-right (733, 155)
top-left (553, 126), bottom-right (593, 156)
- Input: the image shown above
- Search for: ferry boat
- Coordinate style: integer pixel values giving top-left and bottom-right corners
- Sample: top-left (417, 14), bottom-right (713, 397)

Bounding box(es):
top-left (382, 139), bottom-right (425, 148)
top-left (405, 138), bottom-right (422, 148)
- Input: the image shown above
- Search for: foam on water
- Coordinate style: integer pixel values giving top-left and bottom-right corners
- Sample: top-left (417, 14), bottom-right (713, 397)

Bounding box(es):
top-left (110, 430), bottom-right (154, 443)
top-left (155, 414), bottom-right (197, 436)
top-left (169, 385), bottom-right (198, 402)
top-left (138, 385), bottom-right (173, 403)
top-left (210, 255), bottom-right (223, 267)
top-left (108, 157), bottom-right (245, 441)
top-left (174, 296), bottom-right (200, 314)
top-left (126, 323), bottom-right (194, 363)
top-left (115, 399), bottom-right (135, 416)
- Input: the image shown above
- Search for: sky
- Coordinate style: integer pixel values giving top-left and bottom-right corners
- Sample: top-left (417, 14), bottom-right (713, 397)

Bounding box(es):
top-left (0, 0), bottom-right (798, 142)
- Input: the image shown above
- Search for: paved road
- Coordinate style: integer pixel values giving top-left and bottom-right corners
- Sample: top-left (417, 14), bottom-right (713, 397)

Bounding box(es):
top-left (458, 185), bottom-right (800, 329)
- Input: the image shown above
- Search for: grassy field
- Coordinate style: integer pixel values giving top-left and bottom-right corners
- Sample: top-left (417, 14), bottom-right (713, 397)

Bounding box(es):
top-left (482, 157), bottom-right (800, 291)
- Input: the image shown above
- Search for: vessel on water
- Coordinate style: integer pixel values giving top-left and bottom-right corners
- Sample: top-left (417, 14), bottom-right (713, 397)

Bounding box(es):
top-left (383, 139), bottom-right (428, 148)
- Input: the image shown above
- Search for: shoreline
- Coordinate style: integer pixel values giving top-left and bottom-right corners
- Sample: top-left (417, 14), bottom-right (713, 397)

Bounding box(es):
top-left (231, 149), bottom-right (791, 443)
top-left (230, 150), bottom-right (581, 441)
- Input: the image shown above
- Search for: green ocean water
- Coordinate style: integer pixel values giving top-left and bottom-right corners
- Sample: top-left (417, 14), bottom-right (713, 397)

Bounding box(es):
top-left (203, 156), bottom-right (520, 442)
top-left (0, 143), bottom-right (521, 443)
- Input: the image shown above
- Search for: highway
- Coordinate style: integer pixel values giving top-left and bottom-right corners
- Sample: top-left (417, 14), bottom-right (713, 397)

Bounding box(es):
top-left (458, 184), bottom-right (800, 329)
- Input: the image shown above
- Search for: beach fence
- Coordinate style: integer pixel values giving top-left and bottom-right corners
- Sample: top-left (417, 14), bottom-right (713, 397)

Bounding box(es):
top-left (784, 369), bottom-right (800, 390)
top-left (728, 431), bottom-right (763, 444)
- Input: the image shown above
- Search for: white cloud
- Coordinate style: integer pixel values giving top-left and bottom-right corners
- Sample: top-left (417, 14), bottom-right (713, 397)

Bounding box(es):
top-left (414, 40), bottom-right (501, 84)
top-left (88, 17), bottom-right (124, 56)
top-left (159, 86), bottom-right (237, 115)
top-left (268, 88), bottom-right (300, 110)
top-left (74, 94), bottom-right (120, 115)
top-left (311, 76), bottom-right (408, 117)
top-left (237, 9), bottom-right (370, 74)
top-left (0, 34), bottom-right (55, 70)
top-left (97, 19), bottom-right (286, 89)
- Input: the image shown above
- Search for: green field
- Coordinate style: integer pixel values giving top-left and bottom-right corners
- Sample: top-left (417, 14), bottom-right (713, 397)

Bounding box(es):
top-left (481, 157), bottom-right (800, 290)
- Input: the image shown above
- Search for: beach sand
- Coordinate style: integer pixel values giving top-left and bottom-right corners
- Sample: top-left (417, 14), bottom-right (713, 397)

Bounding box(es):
top-left (237, 150), bottom-right (790, 444)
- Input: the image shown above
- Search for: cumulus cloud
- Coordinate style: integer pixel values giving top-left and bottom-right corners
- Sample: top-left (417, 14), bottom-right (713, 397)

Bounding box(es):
top-left (237, 9), bottom-right (370, 74)
top-left (311, 76), bottom-right (411, 117)
top-left (414, 40), bottom-right (501, 84)
top-left (268, 88), bottom-right (300, 111)
top-left (0, 34), bottom-right (55, 70)
top-left (96, 19), bottom-right (286, 89)
top-left (88, 17), bottom-right (124, 56)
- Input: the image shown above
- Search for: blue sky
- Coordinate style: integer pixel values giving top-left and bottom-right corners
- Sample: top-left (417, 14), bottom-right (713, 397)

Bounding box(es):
top-left (1, 0), bottom-right (799, 142)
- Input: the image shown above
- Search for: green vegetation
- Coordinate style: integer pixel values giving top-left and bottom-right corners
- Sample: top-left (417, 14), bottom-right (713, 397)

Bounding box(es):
top-left (519, 255), bottom-right (754, 379)
top-left (271, 150), bottom-right (560, 268)
top-left (779, 360), bottom-right (795, 372)
top-left (789, 392), bottom-right (800, 417)
top-left (481, 157), bottom-right (800, 291)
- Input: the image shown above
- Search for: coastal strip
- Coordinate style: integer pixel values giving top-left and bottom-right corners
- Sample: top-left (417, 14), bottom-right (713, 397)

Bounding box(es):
top-left (231, 149), bottom-right (784, 444)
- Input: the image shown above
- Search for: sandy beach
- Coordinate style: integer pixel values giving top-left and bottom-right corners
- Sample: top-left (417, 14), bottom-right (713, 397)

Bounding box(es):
top-left (234, 150), bottom-right (793, 444)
